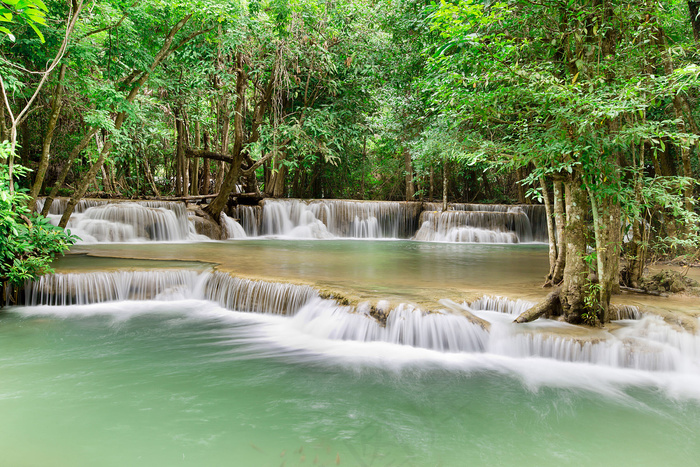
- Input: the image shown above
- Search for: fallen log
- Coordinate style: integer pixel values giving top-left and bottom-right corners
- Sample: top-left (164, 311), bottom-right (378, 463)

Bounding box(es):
top-left (514, 289), bottom-right (560, 323)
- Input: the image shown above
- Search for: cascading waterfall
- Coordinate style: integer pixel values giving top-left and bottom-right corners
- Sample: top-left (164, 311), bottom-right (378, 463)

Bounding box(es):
top-left (22, 270), bottom-right (700, 373)
top-left (415, 204), bottom-right (547, 243)
top-left (220, 213), bottom-right (247, 239)
top-left (37, 198), bottom-right (547, 243)
top-left (293, 300), bottom-right (490, 353)
top-left (37, 199), bottom-right (206, 243)
top-left (230, 205), bottom-right (261, 236)
top-left (258, 199), bottom-right (422, 239)
top-left (25, 270), bottom-right (319, 315)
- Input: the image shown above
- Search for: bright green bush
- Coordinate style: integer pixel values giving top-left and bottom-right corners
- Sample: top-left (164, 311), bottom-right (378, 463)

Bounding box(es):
top-left (1, 142), bottom-right (77, 290)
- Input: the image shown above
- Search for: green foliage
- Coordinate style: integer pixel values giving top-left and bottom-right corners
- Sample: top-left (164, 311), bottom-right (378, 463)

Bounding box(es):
top-left (0, 0), bottom-right (48, 42)
top-left (0, 143), bottom-right (76, 288)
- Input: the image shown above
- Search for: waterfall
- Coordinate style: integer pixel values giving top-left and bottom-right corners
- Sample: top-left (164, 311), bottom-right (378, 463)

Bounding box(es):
top-left (37, 198), bottom-right (547, 243)
top-left (36, 199), bottom-right (207, 243)
top-left (230, 205), bottom-right (261, 236)
top-left (259, 199), bottom-right (422, 239)
top-left (419, 203), bottom-right (548, 243)
top-left (220, 213), bottom-right (247, 239)
top-left (293, 300), bottom-right (490, 353)
top-left (21, 270), bottom-right (699, 372)
top-left (25, 270), bottom-right (319, 315)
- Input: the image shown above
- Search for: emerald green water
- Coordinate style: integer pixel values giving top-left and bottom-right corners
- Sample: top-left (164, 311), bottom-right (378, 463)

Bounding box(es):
top-left (2, 301), bottom-right (700, 466)
top-left (3, 241), bottom-right (700, 466)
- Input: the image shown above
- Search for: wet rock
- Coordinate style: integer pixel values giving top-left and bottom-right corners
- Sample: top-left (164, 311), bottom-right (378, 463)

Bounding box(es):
top-left (640, 270), bottom-right (700, 294)
top-left (189, 208), bottom-right (223, 240)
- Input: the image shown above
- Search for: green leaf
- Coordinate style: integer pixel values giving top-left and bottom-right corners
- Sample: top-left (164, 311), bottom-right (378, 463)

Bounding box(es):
top-left (28, 22), bottom-right (44, 43)
top-left (0, 26), bottom-right (15, 41)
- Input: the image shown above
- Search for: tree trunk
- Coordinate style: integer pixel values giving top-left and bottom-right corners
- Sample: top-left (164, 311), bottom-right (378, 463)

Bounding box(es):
top-left (689, 1), bottom-right (700, 42)
top-left (559, 177), bottom-right (590, 323)
top-left (404, 148), bottom-right (415, 201)
top-left (514, 289), bottom-right (561, 323)
top-left (191, 119), bottom-right (200, 195)
top-left (201, 132), bottom-right (211, 195)
top-left (516, 167), bottom-right (526, 204)
top-left (540, 176), bottom-right (557, 285)
top-left (587, 184), bottom-right (621, 324)
top-left (28, 64), bottom-right (66, 212)
top-left (628, 143), bottom-right (646, 288)
top-left (551, 180), bottom-right (567, 284)
top-left (175, 107), bottom-right (186, 196)
top-left (442, 157), bottom-right (448, 210)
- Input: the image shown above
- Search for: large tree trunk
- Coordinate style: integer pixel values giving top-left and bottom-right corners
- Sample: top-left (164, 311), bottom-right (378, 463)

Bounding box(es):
top-left (28, 64), bottom-right (66, 212)
top-left (559, 177), bottom-right (590, 323)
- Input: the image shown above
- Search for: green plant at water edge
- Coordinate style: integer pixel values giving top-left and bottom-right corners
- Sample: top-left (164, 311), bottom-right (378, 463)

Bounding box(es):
top-left (0, 142), bottom-right (76, 296)
top-left (582, 281), bottom-right (602, 326)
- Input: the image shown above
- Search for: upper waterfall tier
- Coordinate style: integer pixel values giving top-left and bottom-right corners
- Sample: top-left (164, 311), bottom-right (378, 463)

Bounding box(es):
top-left (256, 199), bottom-right (423, 239)
top-left (37, 198), bottom-right (548, 243)
top-left (416, 203), bottom-right (548, 243)
top-left (37, 199), bottom-right (208, 243)
top-left (230, 199), bottom-right (547, 242)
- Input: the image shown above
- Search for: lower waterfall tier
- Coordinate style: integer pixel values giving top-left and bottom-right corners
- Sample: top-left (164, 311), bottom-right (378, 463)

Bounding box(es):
top-left (20, 269), bottom-right (700, 374)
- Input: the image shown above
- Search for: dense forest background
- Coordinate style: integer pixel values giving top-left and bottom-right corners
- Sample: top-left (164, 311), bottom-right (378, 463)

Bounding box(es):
top-left (2, 0), bottom-right (700, 321)
top-left (5, 0), bottom-right (693, 206)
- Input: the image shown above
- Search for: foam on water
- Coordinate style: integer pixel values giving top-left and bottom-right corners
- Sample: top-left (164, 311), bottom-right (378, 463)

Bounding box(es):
top-left (16, 269), bottom-right (700, 399)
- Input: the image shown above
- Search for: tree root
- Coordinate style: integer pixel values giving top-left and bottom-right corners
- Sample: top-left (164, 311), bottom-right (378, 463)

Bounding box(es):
top-left (514, 289), bottom-right (561, 323)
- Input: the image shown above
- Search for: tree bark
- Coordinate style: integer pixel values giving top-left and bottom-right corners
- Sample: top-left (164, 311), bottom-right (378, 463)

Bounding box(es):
top-left (559, 177), bottom-right (590, 323)
top-left (540, 176), bottom-right (558, 285)
top-left (689, 1), bottom-right (700, 42)
top-left (191, 119), bottom-right (200, 195)
top-left (442, 157), bottom-right (448, 210)
top-left (200, 132), bottom-right (211, 195)
top-left (514, 289), bottom-right (561, 323)
top-left (551, 180), bottom-right (567, 284)
top-left (404, 148), bottom-right (415, 201)
top-left (628, 143), bottom-right (646, 288)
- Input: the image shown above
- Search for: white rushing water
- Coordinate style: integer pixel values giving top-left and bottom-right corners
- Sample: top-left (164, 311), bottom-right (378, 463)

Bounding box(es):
top-left (220, 212), bottom-right (247, 239)
top-left (21, 270), bottom-right (700, 383)
top-left (37, 198), bottom-right (548, 243)
top-left (414, 205), bottom-right (547, 243)
top-left (37, 199), bottom-right (208, 243)
top-left (256, 199), bottom-right (422, 239)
